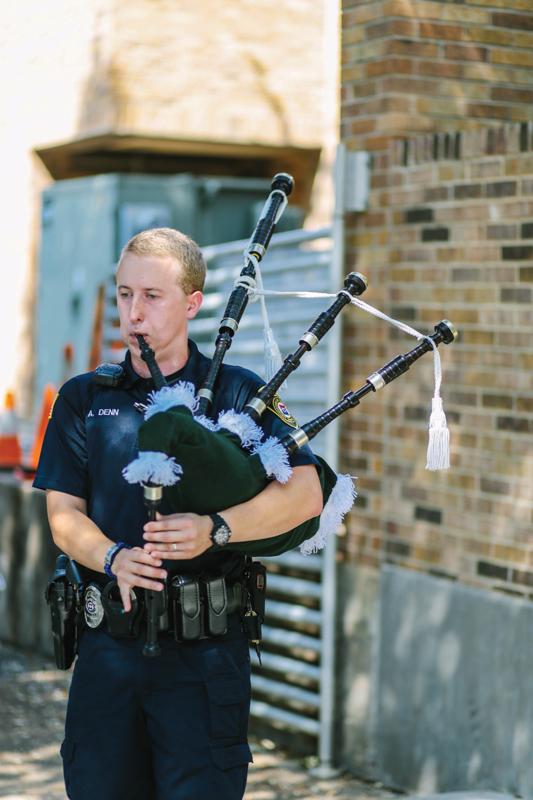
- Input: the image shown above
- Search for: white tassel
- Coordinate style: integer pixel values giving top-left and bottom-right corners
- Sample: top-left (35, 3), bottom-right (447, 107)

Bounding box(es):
top-left (263, 325), bottom-right (284, 383)
top-left (300, 473), bottom-right (357, 555)
top-left (122, 451), bottom-right (183, 486)
top-left (217, 410), bottom-right (264, 449)
top-left (426, 396), bottom-right (450, 470)
top-left (195, 414), bottom-right (220, 432)
top-left (144, 382), bottom-right (198, 420)
top-left (425, 340), bottom-right (451, 471)
top-left (254, 437), bottom-right (292, 483)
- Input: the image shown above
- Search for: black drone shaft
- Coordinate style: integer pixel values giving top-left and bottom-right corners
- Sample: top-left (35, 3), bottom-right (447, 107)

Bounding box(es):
top-left (282, 320), bottom-right (457, 455)
top-left (197, 173), bottom-right (294, 416)
top-left (244, 272), bottom-right (367, 421)
top-left (136, 335), bottom-right (168, 390)
top-left (134, 339), bottom-right (169, 657)
top-left (142, 485), bottom-right (166, 657)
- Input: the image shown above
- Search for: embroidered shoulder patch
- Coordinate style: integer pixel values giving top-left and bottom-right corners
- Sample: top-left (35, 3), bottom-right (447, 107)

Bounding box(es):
top-left (267, 394), bottom-right (298, 428)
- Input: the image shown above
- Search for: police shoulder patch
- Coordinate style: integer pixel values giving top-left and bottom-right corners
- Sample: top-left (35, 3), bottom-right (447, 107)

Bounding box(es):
top-left (267, 394), bottom-right (298, 428)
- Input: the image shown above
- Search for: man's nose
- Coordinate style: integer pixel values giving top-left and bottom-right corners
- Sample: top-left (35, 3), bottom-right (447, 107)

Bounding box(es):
top-left (129, 296), bottom-right (144, 322)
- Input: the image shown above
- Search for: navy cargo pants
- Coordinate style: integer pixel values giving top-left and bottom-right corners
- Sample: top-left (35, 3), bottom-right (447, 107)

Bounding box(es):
top-left (61, 619), bottom-right (252, 800)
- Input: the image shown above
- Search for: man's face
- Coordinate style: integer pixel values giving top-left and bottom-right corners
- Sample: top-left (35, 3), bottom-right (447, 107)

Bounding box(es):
top-left (116, 252), bottom-right (202, 361)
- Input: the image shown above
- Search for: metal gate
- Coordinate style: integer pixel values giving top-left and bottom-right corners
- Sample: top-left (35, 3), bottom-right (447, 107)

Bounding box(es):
top-left (191, 227), bottom-right (335, 745)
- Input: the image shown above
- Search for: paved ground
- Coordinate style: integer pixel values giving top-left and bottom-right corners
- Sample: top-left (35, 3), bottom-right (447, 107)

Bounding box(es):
top-left (0, 642), bottom-right (399, 800)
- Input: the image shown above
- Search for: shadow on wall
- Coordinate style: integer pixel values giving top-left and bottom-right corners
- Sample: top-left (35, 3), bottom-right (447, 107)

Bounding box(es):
top-left (376, 565), bottom-right (533, 796)
top-left (0, 479), bottom-right (57, 657)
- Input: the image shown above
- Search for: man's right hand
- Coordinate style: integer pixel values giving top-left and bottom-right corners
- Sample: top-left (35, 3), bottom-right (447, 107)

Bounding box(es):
top-left (112, 547), bottom-right (167, 611)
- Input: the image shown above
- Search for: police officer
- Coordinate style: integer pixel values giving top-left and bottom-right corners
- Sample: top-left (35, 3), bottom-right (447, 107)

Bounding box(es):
top-left (34, 228), bottom-right (323, 800)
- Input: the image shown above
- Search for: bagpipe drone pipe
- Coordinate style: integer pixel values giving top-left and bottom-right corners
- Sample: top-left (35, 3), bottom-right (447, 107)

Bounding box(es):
top-left (123, 173), bottom-right (458, 563)
top-left (125, 263), bottom-right (372, 559)
top-left (125, 320), bottom-right (457, 558)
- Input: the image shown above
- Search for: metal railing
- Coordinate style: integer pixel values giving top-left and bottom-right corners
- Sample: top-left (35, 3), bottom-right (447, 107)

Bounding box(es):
top-left (191, 227), bottom-right (335, 750)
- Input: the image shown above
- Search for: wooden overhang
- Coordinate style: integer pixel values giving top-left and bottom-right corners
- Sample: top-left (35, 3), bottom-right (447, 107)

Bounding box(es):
top-left (34, 133), bottom-right (321, 209)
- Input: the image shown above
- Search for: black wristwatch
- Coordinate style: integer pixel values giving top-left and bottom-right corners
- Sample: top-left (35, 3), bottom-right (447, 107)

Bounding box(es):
top-left (209, 513), bottom-right (232, 547)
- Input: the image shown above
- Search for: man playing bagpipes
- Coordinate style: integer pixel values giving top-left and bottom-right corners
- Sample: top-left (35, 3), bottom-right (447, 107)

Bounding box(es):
top-left (34, 226), bottom-right (324, 800)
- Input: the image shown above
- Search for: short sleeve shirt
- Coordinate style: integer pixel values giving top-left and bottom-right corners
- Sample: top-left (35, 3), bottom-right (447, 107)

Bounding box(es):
top-left (33, 340), bottom-right (318, 583)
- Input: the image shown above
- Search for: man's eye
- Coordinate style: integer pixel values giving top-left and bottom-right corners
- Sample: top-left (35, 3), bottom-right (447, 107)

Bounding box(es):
top-left (118, 292), bottom-right (130, 299)
top-left (147, 293), bottom-right (158, 300)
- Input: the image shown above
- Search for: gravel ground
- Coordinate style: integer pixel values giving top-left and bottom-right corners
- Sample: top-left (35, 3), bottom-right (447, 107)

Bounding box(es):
top-left (0, 642), bottom-right (398, 800)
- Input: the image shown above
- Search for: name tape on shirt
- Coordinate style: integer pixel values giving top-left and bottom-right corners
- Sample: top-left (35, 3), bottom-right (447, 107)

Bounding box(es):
top-left (267, 394), bottom-right (298, 428)
top-left (87, 408), bottom-right (120, 417)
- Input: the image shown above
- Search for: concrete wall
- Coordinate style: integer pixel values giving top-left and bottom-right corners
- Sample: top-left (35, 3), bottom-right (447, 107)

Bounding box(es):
top-left (0, 479), bottom-right (56, 657)
top-left (337, 563), bottom-right (533, 797)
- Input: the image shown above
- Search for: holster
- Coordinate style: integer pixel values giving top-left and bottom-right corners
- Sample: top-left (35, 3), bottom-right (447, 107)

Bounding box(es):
top-left (45, 556), bottom-right (83, 670)
top-left (101, 581), bottom-right (144, 639)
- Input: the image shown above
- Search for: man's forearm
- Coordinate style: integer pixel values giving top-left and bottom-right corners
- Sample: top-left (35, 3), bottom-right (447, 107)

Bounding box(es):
top-left (46, 492), bottom-right (113, 574)
top-left (219, 465), bottom-right (323, 544)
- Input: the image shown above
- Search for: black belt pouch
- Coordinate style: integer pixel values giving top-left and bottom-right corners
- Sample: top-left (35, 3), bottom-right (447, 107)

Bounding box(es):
top-left (171, 576), bottom-right (203, 641)
top-left (205, 576), bottom-right (228, 637)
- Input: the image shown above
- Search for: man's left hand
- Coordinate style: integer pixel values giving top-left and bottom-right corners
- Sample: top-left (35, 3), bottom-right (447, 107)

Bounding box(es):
top-left (143, 512), bottom-right (212, 559)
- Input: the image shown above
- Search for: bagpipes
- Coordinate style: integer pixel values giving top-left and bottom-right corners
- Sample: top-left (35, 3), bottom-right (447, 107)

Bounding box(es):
top-left (123, 173), bottom-right (459, 565)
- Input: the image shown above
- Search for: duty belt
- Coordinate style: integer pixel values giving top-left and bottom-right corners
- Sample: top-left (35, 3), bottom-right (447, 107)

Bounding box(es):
top-left (83, 574), bottom-right (245, 642)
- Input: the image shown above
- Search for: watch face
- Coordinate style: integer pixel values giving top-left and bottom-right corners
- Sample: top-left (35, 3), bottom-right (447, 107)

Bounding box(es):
top-left (213, 524), bottom-right (231, 546)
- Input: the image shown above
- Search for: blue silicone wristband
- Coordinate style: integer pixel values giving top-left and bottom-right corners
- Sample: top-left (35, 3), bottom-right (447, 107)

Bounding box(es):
top-left (103, 541), bottom-right (130, 579)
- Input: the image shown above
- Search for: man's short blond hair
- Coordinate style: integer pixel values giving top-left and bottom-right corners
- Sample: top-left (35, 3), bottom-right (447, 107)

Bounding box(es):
top-left (118, 228), bottom-right (206, 294)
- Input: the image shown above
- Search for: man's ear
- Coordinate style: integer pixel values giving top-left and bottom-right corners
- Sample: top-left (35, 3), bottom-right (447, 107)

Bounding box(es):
top-left (186, 291), bottom-right (203, 320)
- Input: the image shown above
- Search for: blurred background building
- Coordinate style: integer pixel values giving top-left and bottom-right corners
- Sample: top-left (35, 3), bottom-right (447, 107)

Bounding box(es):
top-left (2, 0), bottom-right (338, 417)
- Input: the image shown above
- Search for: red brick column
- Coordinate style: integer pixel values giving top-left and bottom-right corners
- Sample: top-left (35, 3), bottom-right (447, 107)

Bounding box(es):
top-left (340, 1), bottom-right (533, 595)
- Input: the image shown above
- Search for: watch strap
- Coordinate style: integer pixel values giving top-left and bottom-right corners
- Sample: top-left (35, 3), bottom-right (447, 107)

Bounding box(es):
top-left (208, 513), bottom-right (232, 546)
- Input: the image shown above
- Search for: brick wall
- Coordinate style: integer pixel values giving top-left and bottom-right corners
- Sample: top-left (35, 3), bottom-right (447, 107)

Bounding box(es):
top-left (84, 0), bottom-right (328, 150)
top-left (340, 122), bottom-right (533, 596)
top-left (340, 1), bottom-right (533, 596)
top-left (342, 0), bottom-right (533, 152)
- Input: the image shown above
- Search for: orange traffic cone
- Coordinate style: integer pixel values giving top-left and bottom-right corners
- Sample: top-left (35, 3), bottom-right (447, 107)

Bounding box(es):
top-left (0, 391), bottom-right (22, 472)
top-left (21, 384), bottom-right (57, 479)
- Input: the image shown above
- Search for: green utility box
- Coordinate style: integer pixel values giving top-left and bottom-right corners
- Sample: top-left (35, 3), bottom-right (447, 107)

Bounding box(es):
top-left (36, 173), bottom-right (303, 398)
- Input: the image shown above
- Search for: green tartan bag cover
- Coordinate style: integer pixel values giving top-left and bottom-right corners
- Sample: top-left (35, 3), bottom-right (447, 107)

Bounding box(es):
top-left (122, 384), bottom-right (356, 556)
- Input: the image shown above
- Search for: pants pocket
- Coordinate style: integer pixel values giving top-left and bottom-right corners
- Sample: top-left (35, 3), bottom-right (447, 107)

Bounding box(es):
top-left (211, 742), bottom-right (253, 771)
top-left (205, 677), bottom-right (250, 742)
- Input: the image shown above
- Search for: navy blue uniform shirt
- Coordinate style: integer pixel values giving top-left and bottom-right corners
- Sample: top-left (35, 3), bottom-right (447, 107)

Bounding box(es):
top-left (34, 340), bottom-right (318, 584)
